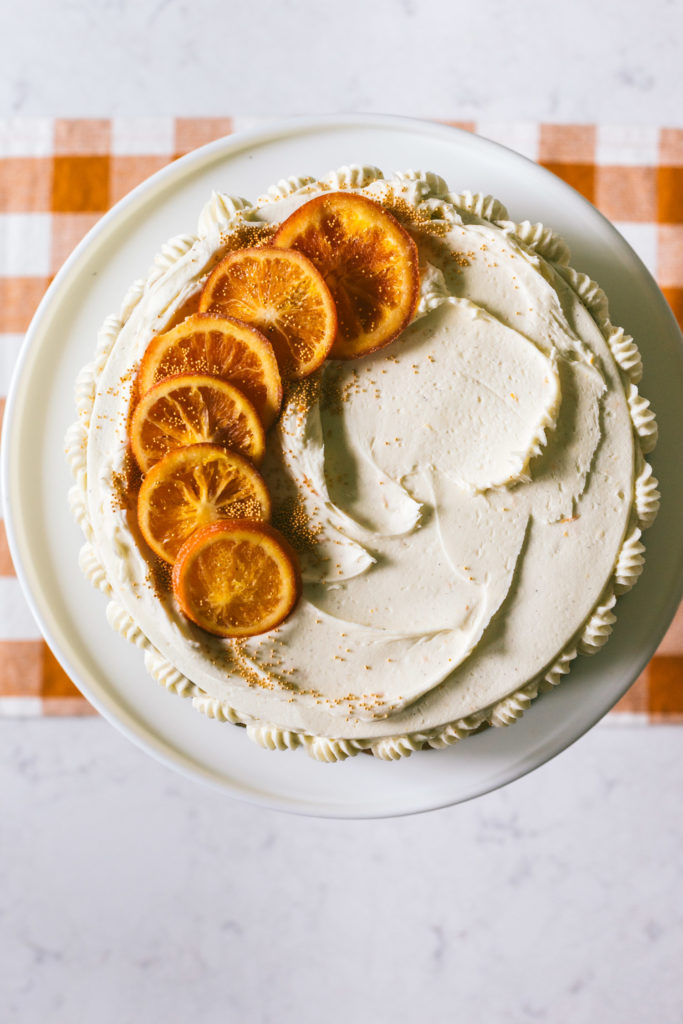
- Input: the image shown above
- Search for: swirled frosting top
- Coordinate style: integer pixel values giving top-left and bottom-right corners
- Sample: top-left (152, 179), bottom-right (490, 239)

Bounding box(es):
top-left (83, 167), bottom-right (636, 740)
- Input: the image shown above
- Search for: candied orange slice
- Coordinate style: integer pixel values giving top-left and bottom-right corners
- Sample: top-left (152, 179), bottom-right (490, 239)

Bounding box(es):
top-left (137, 443), bottom-right (270, 564)
top-left (172, 520), bottom-right (302, 638)
top-left (273, 192), bottom-right (419, 359)
top-left (137, 315), bottom-right (282, 429)
top-left (130, 374), bottom-right (265, 473)
top-left (198, 247), bottom-right (337, 380)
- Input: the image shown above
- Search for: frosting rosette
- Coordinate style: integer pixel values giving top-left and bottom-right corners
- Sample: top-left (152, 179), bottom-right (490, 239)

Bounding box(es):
top-left (67, 166), bottom-right (659, 761)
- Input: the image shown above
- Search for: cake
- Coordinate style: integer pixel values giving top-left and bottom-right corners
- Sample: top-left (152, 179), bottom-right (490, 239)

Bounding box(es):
top-left (65, 165), bottom-right (660, 761)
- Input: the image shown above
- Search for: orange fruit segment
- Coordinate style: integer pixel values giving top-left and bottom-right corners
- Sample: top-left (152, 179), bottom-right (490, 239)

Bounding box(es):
top-left (137, 315), bottom-right (282, 430)
top-left (273, 192), bottom-right (419, 360)
top-left (137, 443), bottom-right (271, 564)
top-left (130, 374), bottom-right (265, 473)
top-left (172, 520), bottom-right (302, 638)
top-left (198, 247), bottom-right (337, 380)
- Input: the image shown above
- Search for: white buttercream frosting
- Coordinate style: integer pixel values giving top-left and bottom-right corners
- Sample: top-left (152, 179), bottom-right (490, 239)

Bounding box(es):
top-left (105, 600), bottom-right (147, 649)
top-left (197, 192), bottom-right (250, 236)
top-left (449, 190), bottom-right (508, 221)
top-left (93, 315), bottom-right (124, 376)
top-left (614, 526), bottom-right (646, 594)
top-left (144, 647), bottom-right (199, 698)
top-left (64, 422), bottom-right (87, 491)
top-left (605, 322), bottom-right (643, 384)
top-left (247, 724), bottom-right (302, 752)
top-left (65, 166), bottom-right (659, 760)
top-left (627, 383), bottom-right (658, 452)
top-left (372, 735), bottom-right (424, 761)
top-left (634, 454), bottom-right (661, 529)
top-left (120, 280), bottom-right (145, 324)
top-left (147, 233), bottom-right (197, 284)
top-left (325, 164), bottom-right (384, 191)
top-left (74, 363), bottom-right (96, 426)
top-left (78, 543), bottom-right (111, 595)
top-left (69, 485), bottom-right (92, 541)
top-left (542, 646), bottom-right (578, 691)
top-left (497, 220), bottom-right (571, 265)
top-left (579, 590), bottom-right (617, 655)
top-left (191, 693), bottom-right (247, 725)
top-left (557, 266), bottom-right (609, 320)
top-left (489, 683), bottom-right (539, 728)
top-left (425, 717), bottom-right (483, 749)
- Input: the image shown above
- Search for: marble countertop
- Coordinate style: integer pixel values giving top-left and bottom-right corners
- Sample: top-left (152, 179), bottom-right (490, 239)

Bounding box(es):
top-left (2, 0), bottom-right (681, 124)
top-left (2, 0), bottom-right (682, 1021)
top-left (3, 720), bottom-right (682, 1023)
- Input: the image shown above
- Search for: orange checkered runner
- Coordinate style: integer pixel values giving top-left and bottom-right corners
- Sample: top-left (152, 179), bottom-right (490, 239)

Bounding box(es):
top-left (0, 118), bottom-right (681, 719)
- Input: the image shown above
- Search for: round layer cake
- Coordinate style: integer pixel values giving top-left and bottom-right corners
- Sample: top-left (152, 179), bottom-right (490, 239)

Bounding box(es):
top-left (65, 166), bottom-right (660, 761)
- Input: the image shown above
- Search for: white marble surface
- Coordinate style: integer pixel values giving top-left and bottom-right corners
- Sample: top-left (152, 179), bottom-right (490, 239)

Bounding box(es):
top-left (2, 1), bottom-right (683, 1020)
top-left (0, 0), bottom-right (681, 123)
top-left (2, 720), bottom-right (682, 1023)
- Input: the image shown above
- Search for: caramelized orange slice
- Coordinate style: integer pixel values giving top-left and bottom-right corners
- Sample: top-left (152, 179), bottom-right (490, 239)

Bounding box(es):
top-left (137, 443), bottom-right (270, 564)
top-left (137, 315), bottom-right (282, 429)
top-left (198, 247), bottom-right (337, 380)
top-left (273, 192), bottom-right (419, 359)
top-left (130, 374), bottom-right (266, 473)
top-left (172, 520), bottom-right (302, 638)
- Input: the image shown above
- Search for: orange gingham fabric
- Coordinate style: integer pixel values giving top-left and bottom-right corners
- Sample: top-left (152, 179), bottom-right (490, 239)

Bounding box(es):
top-left (0, 117), bottom-right (681, 720)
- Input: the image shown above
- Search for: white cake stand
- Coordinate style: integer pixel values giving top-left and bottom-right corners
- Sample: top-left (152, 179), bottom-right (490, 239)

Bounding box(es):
top-left (3, 115), bottom-right (682, 818)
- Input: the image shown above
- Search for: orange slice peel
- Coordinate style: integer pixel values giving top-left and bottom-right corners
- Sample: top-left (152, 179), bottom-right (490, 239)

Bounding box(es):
top-left (273, 191), bottom-right (419, 360)
top-left (130, 373), bottom-right (266, 473)
top-left (198, 247), bottom-right (337, 380)
top-left (172, 519), bottom-right (302, 638)
top-left (137, 443), bottom-right (271, 564)
top-left (137, 315), bottom-right (282, 429)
